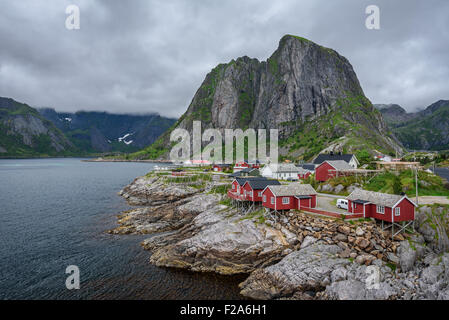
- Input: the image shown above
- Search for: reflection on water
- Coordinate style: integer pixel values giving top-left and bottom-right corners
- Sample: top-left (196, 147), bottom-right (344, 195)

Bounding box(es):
top-left (0, 158), bottom-right (245, 300)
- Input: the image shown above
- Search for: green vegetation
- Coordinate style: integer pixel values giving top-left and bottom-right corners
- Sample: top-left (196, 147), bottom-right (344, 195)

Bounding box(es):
top-left (315, 168), bottom-right (449, 197)
top-left (279, 94), bottom-right (396, 162)
top-left (209, 184), bottom-right (232, 195)
top-left (392, 102), bottom-right (449, 151)
top-left (365, 170), bottom-right (449, 197)
top-left (219, 197), bottom-right (232, 207)
top-left (355, 149), bottom-right (373, 166)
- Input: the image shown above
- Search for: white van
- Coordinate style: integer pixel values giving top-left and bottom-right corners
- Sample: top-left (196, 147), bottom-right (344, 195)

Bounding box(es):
top-left (336, 199), bottom-right (348, 210)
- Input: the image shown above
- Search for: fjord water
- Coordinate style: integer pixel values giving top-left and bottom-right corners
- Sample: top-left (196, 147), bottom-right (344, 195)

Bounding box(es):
top-left (0, 158), bottom-right (244, 299)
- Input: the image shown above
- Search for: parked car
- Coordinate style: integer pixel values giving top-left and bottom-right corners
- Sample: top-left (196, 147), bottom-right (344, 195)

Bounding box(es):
top-left (336, 199), bottom-right (348, 210)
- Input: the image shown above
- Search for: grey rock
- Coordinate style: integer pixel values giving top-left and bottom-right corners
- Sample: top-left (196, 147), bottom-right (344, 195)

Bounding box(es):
top-left (239, 244), bottom-right (349, 299)
top-left (300, 235), bottom-right (318, 249)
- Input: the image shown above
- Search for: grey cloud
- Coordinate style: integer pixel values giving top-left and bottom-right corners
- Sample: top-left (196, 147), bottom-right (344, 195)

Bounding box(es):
top-left (0, 0), bottom-right (447, 117)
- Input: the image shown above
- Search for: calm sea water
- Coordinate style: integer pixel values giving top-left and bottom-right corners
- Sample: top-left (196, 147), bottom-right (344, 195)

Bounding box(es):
top-left (0, 158), bottom-right (245, 300)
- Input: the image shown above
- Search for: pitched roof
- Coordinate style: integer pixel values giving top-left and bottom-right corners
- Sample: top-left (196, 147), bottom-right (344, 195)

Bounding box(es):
top-left (266, 183), bottom-right (317, 197)
top-left (240, 167), bottom-right (259, 173)
top-left (267, 163), bottom-right (300, 173)
top-left (213, 163), bottom-right (232, 167)
top-left (297, 167), bottom-right (312, 174)
top-left (296, 164), bottom-right (316, 171)
top-left (235, 176), bottom-right (267, 186)
top-left (244, 179), bottom-right (281, 190)
top-left (322, 160), bottom-right (353, 171)
top-left (347, 188), bottom-right (417, 208)
top-left (313, 154), bottom-right (356, 165)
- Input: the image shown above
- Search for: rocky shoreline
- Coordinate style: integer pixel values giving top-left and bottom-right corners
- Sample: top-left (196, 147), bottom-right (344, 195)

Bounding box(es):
top-left (111, 172), bottom-right (449, 300)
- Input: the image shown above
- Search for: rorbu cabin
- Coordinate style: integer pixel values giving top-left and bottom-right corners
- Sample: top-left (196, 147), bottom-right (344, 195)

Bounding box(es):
top-left (315, 160), bottom-right (353, 182)
top-left (241, 179), bottom-right (281, 202)
top-left (228, 177), bottom-right (268, 201)
top-left (262, 183), bottom-right (317, 212)
top-left (297, 167), bottom-right (312, 180)
top-left (313, 153), bottom-right (359, 169)
top-left (346, 188), bottom-right (417, 222)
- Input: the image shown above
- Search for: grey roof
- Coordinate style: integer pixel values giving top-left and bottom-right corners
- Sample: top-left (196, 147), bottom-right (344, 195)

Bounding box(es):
top-left (347, 188), bottom-right (416, 208)
top-left (297, 167), bottom-right (312, 174)
top-left (235, 176), bottom-right (267, 186)
top-left (267, 183), bottom-right (317, 197)
top-left (313, 154), bottom-right (356, 165)
top-left (244, 179), bottom-right (281, 190)
top-left (296, 164), bottom-right (316, 171)
top-left (213, 163), bottom-right (232, 167)
top-left (240, 167), bottom-right (259, 173)
top-left (268, 163), bottom-right (300, 173)
top-left (323, 160), bottom-right (353, 171)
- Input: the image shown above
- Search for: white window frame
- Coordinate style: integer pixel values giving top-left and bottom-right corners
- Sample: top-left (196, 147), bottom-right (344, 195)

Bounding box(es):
top-left (376, 205), bottom-right (385, 214)
top-left (249, 191), bottom-right (253, 197)
top-left (395, 207), bottom-right (400, 216)
top-left (271, 197), bottom-right (275, 205)
top-left (232, 184), bottom-right (235, 189)
top-left (282, 197), bottom-right (290, 204)
top-left (258, 191), bottom-right (262, 197)
top-left (263, 195), bottom-right (266, 202)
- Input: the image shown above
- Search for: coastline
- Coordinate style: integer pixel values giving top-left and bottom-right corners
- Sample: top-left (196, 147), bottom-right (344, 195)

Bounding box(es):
top-left (83, 158), bottom-right (172, 163)
top-left (111, 169), bottom-right (449, 300)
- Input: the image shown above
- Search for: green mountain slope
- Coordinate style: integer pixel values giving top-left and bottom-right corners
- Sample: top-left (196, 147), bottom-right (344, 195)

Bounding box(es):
top-left (0, 97), bottom-right (76, 157)
top-left (377, 100), bottom-right (449, 151)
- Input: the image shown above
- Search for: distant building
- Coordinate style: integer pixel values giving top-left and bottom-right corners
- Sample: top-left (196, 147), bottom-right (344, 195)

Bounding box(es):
top-left (261, 163), bottom-right (300, 180)
top-left (313, 153), bottom-right (359, 169)
top-left (297, 167), bottom-right (312, 180)
top-left (233, 160), bottom-right (260, 172)
top-left (315, 160), bottom-right (354, 182)
top-left (212, 164), bottom-right (232, 172)
top-left (374, 161), bottom-right (420, 171)
top-left (228, 167), bottom-right (260, 178)
top-left (296, 163), bottom-right (316, 172)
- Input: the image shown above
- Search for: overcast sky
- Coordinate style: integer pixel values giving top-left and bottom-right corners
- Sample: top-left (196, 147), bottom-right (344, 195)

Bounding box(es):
top-left (0, 0), bottom-right (448, 117)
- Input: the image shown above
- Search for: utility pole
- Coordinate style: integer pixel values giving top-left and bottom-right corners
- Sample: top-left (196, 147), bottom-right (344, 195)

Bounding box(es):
top-left (415, 167), bottom-right (419, 205)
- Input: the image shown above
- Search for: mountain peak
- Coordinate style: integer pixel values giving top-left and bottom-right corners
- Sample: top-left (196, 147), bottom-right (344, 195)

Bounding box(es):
top-left (137, 37), bottom-right (403, 160)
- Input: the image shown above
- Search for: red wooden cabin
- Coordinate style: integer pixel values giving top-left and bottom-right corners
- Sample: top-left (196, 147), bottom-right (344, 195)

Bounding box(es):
top-left (346, 189), bottom-right (417, 222)
top-left (262, 183), bottom-right (317, 211)
top-left (228, 177), bottom-right (268, 201)
top-left (297, 168), bottom-right (312, 180)
top-left (242, 179), bottom-right (281, 202)
top-left (315, 160), bottom-right (353, 182)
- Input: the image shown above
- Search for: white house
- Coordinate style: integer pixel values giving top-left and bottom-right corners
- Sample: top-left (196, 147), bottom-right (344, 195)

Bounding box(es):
top-left (261, 163), bottom-right (300, 180)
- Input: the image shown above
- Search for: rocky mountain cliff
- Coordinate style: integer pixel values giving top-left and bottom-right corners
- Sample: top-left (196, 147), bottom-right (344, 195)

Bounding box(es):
top-left (0, 97), bottom-right (75, 157)
top-left (376, 100), bottom-right (449, 151)
top-left (139, 35), bottom-right (403, 161)
top-left (39, 108), bottom-right (176, 153)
